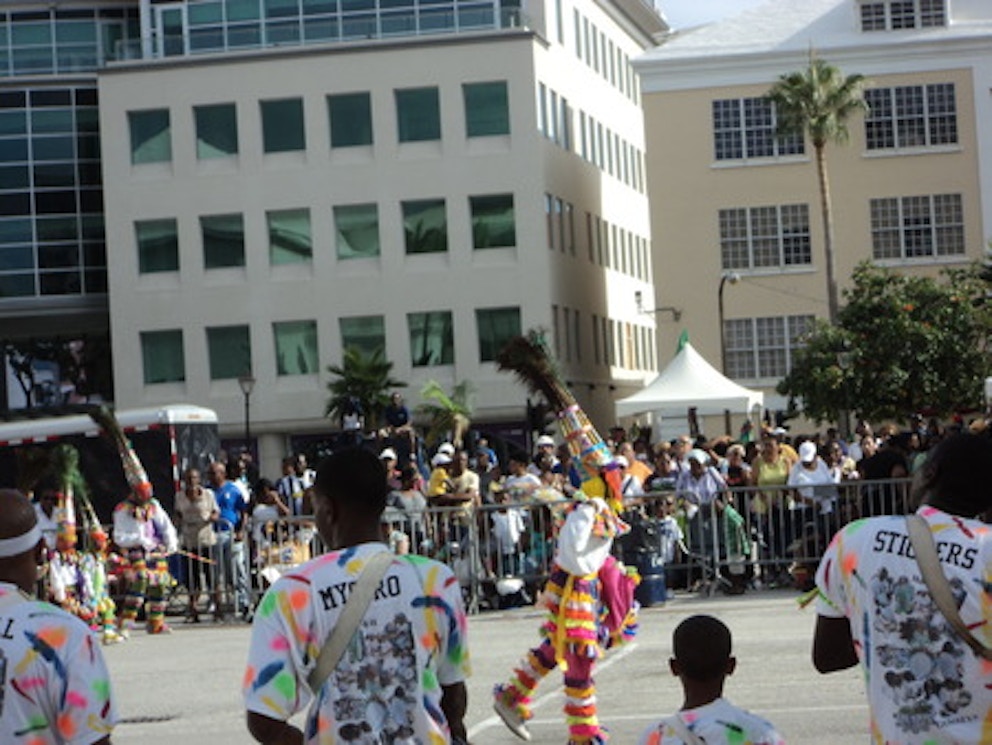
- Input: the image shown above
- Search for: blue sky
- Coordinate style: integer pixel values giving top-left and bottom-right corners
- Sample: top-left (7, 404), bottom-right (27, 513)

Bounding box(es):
top-left (660, 0), bottom-right (767, 29)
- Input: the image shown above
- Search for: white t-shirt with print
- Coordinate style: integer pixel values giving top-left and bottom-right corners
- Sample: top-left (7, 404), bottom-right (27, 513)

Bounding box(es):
top-left (816, 507), bottom-right (992, 744)
top-left (0, 582), bottom-right (118, 745)
top-left (638, 697), bottom-right (784, 745)
top-left (243, 542), bottom-right (470, 744)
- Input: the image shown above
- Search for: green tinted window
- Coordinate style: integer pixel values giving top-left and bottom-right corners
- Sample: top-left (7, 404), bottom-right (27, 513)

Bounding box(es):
top-left (340, 315), bottom-right (385, 357)
top-left (402, 199), bottom-right (447, 254)
top-left (136, 218), bottom-right (179, 273)
top-left (464, 81), bottom-right (509, 136)
top-left (129, 109), bottom-right (171, 164)
top-left (195, 103), bottom-right (238, 159)
top-left (141, 329), bottom-right (185, 383)
top-left (206, 325), bottom-right (251, 379)
top-left (273, 320), bottom-right (318, 375)
top-left (470, 194), bottom-right (515, 248)
top-left (395, 87), bottom-right (440, 142)
top-left (334, 203), bottom-right (379, 259)
top-left (328, 92), bottom-right (372, 147)
top-left (268, 208), bottom-right (311, 265)
top-left (201, 213), bottom-right (245, 268)
top-left (261, 98), bottom-right (305, 153)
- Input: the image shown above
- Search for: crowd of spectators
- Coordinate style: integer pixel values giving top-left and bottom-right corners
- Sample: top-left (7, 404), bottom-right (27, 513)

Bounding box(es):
top-left (165, 400), bottom-right (992, 616)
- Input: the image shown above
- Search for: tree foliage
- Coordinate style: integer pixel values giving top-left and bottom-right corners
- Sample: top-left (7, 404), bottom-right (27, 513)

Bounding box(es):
top-left (767, 54), bottom-right (867, 324)
top-left (417, 379), bottom-right (474, 449)
top-left (324, 347), bottom-right (405, 428)
top-left (778, 262), bottom-right (990, 423)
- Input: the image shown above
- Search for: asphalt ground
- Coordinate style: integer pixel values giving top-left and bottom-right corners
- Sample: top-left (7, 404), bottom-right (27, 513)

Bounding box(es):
top-left (102, 588), bottom-right (870, 744)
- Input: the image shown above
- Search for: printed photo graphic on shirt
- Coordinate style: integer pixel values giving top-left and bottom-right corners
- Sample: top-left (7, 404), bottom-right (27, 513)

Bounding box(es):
top-left (326, 613), bottom-right (419, 743)
top-left (870, 566), bottom-right (974, 732)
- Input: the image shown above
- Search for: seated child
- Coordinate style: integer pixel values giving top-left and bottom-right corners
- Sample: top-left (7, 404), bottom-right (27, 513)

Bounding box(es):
top-left (638, 615), bottom-right (784, 745)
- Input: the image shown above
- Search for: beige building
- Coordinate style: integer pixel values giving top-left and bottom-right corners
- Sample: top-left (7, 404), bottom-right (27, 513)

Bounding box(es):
top-left (635, 0), bottom-right (991, 437)
top-left (97, 0), bottom-right (666, 473)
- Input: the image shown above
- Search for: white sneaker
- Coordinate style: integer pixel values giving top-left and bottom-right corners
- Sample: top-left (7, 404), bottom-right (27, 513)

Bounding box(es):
top-left (493, 688), bottom-right (531, 741)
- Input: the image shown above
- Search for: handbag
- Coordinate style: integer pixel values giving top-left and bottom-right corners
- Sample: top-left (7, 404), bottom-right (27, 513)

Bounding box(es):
top-left (905, 514), bottom-right (992, 661)
top-left (306, 550), bottom-right (394, 692)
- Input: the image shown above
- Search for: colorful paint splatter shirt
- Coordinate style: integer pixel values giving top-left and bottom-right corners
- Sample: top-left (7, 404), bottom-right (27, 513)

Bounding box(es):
top-left (0, 582), bottom-right (117, 744)
top-left (243, 542), bottom-right (471, 744)
top-left (637, 698), bottom-right (785, 745)
top-left (815, 506), bottom-right (992, 744)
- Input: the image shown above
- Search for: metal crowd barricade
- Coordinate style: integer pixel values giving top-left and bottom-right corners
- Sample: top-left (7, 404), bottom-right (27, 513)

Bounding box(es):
top-left (237, 477), bottom-right (916, 612)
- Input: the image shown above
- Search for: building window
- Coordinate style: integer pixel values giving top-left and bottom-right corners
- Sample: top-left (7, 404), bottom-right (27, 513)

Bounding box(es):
top-left (267, 208), bottom-right (312, 265)
top-left (408, 310), bottom-right (454, 366)
top-left (206, 324), bottom-right (251, 380)
top-left (402, 199), bottom-right (447, 254)
top-left (128, 109), bottom-right (171, 164)
top-left (194, 103), bottom-right (238, 159)
top-left (135, 218), bottom-right (178, 273)
top-left (476, 306), bottom-right (521, 362)
top-left (334, 203), bottom-right (379, 259)
top-left (273, 320), bottom-right (318, 375)
top-left (261, 98), bottom-right (305, 153)
top-left (724, 315), bottom-right (814, 379)
top-left (470, 194), bottom-right (516, 248)
top-left (395, 87), bottom-right (440, 143)
top-left (340, 315), bottom-right (385, 357)
top-left (864, 84), bottom-right (957, 150)
top-left (712, 98), bottom-right (803, 161)
top-left (870, 193), bottom-right (964, 261)
top-left (201, 213), bottom-right (245, 269)
top-left (719, 204), bottom-right (811, 270)
top-left (861, 0), bottom-right (946, 31)
top-left (328, 92), bottom-right (372, 148)
top-left (463, 81), bottom-right (509, 137)
top-left (140, 329), bottom-right (184, 384)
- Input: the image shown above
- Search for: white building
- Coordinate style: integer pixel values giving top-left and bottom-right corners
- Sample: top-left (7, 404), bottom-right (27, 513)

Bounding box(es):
top-left (98, 0), bottom-right (666, 472)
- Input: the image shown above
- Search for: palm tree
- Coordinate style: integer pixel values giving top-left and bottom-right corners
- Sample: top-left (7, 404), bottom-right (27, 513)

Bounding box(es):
top-left (767, 55), bottom-right (867, 324)
top-left (418, 379), bottom-right (474, 449)
top-left (325, 348), bottom-right (406, 430)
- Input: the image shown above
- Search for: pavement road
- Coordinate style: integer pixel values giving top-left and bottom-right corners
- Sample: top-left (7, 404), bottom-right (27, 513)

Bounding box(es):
top-left (104, 588), bottom-right (869, 744)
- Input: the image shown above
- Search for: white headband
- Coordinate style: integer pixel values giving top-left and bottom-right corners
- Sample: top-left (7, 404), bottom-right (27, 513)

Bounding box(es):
top-left (0, 524), bottom-right (42, 558)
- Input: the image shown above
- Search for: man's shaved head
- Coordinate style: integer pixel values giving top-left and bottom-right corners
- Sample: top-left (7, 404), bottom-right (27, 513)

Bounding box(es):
top-left (673, 615), bottom-right (732, 681)
top-left (0, 488), bottom-right (38, 544)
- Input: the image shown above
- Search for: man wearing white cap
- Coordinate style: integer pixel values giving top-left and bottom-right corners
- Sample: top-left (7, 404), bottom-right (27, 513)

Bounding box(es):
top-left (527, 434), bottom-right (559, 476)
top-left (788, 441), bottom-right (839, 555)
top-left (379, 448), bottom-right (401, 490)
top-left (0, 489), bottom-right (118, 744)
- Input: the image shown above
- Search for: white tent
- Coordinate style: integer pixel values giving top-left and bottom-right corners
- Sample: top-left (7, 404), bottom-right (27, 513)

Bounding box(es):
top-left (615, 341), bottom-right (764, 418)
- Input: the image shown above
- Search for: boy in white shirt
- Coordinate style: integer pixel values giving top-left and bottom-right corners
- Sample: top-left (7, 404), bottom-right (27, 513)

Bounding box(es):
top-left (638, 615), bottom-right (784, 745)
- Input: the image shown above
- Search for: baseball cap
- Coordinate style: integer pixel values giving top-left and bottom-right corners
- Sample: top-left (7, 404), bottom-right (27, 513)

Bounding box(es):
top-left (687, 449), bottom-right (709, 464)
top-left (379, 448), bottom-right (397, 461)
top-left (536, 435), bottom-right (555, 447)
top-left (431, 453), bottom-right (452, 467)
top-left (799, 441), bottom-right (818, 463)
top-left (437, 442), bottom-right (455, 456)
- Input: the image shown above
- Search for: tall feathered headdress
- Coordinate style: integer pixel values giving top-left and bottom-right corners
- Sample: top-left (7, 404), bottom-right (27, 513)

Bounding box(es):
top-left (88, 405), bottom-right (154, 503)
top-left (496, 329), bottom-right (623, 514)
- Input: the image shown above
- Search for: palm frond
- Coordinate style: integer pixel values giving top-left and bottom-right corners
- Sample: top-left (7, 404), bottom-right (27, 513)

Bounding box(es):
top-left (495, 329), bottom-right (572, 412)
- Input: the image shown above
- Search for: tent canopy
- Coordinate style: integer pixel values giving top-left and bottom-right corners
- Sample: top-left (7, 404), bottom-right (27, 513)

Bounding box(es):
top-left (615, 341), bottom-right (764, 418)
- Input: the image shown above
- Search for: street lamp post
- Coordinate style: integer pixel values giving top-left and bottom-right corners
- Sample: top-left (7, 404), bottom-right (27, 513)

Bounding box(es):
top-left (718, 272), bottom-right (741, 436)
top-left (718, 272), bottom-right (741, 375)
top-left (237, 371), bottom-right (256, 453)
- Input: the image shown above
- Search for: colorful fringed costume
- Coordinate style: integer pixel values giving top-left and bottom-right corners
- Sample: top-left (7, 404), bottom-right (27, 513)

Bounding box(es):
top-left (493, 331), bottom-right (639, 744)
top-left (90, 406), bottom-right (179, 636)
top-left (41, 443), bottom-right (122, 644)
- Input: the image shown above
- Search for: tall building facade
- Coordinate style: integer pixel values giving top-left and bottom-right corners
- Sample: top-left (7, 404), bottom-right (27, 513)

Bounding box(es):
top-left (96, 0), bottom-right (666, 472)
top-left (636, 0), bottom-right (991, 434)
top-left (0, 2), bottom-right (141, 413)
